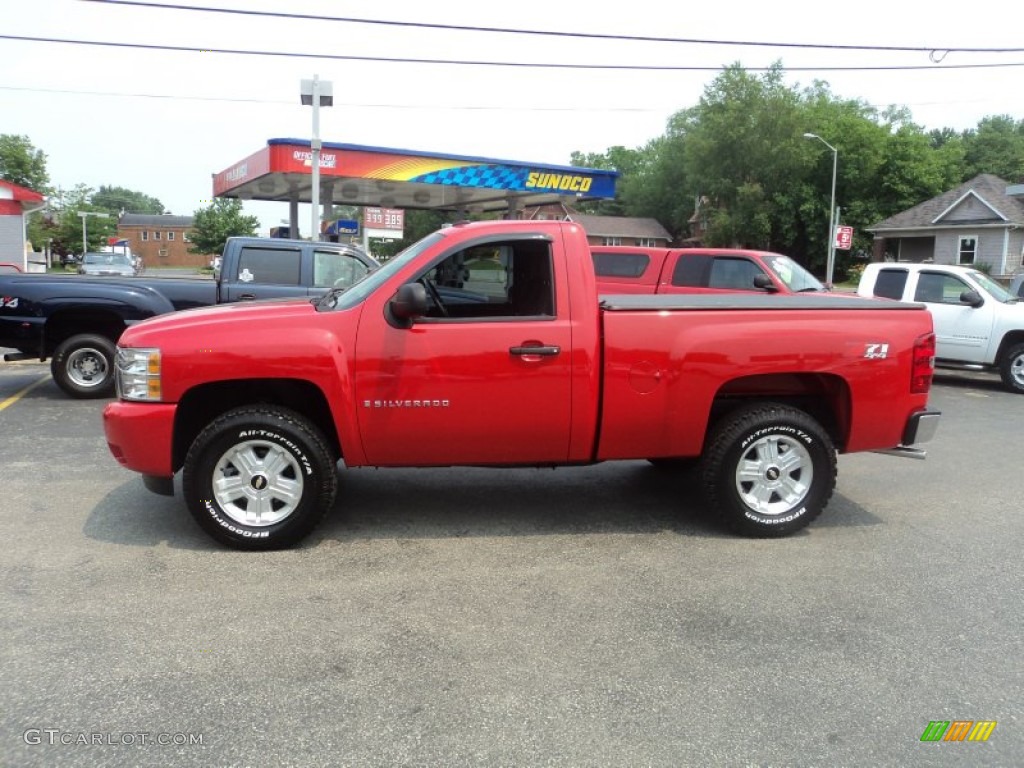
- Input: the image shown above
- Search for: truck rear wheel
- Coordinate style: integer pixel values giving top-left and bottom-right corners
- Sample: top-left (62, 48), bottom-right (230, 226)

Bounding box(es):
top-left (182, 406), bottom-right (338, 550)
top-left (701, 404), bottom-right (836, 537)
top-left (51, 334), bottom-right (117, 398)
top-left (999, 343), bottom-right (1024, 394)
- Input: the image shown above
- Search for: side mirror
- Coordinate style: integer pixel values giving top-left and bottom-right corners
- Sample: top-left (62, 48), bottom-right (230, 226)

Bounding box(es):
top-left (389, 282), bottom-right (429, 325)
top-left (753, 273), bottom-right (779, 292)
top-left (960, 289), bottom-right (984, 308)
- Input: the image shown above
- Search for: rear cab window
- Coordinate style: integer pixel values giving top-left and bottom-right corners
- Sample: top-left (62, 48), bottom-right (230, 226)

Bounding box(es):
top-left (872, 269), bottom-right (909, 300)
top-left (591, 252), bottom-right (651, 278)
top-left (235, 246), bottom-right (301, 286)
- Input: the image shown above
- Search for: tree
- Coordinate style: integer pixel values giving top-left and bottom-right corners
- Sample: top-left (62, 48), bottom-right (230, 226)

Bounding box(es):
top-left (189, 199), bottom-right (259, 255)
top-left (92, 185), bottom-right (165, 216)
top-left (0, 134), bottom-right (49, 191)
top-left (961, 115), bottom-right (1024, 181)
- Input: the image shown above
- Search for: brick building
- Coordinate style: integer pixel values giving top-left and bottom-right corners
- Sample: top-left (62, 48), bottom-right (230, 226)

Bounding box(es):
top-left (117, 213), bottom-right (208, 268)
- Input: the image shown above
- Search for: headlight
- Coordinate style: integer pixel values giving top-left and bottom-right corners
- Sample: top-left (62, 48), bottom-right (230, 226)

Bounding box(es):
top-left (116, 347), bottom-right (162, 401)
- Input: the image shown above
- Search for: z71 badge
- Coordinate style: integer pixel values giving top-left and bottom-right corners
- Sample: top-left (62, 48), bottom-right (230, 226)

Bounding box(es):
top-left (864, 343), bottom-right (889, 359)
top-left (1, 297), bottom-right (19, 309)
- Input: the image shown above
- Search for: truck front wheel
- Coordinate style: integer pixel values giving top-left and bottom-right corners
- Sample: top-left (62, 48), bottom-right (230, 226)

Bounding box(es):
top-left (51, 334), bottom-right (117, 398)
top-left (998, 343), bottom-right (1024, 394)
top-left (701, 404), bottom-right (836, 537)
top-left (182, 406), bottom-right (338, 550)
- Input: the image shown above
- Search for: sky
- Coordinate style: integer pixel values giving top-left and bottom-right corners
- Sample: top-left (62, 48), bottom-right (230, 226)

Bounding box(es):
top-left (2, 0), bottom-right (1022, 236)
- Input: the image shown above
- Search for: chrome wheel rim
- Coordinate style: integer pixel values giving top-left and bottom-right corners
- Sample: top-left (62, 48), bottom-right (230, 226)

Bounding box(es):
top-left (66, 347), bottom-right (109, 388)
top-left (213, 440), bottom-right (303, 526)
top-left (735, 434), bottom-right (812, 516)
top-left (1011, 352), bottom-right (1024, 388)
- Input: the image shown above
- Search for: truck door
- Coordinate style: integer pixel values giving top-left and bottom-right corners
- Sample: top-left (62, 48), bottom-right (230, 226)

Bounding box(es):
top-left (911, 270), bottom-right (994, 363)
top-left (354, 236), bottom-right (573, 466)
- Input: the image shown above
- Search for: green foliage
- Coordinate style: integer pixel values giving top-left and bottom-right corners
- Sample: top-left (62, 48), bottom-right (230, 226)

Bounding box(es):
top-left (32, 185), bottom-right (116, 257)
top-left (92, 185), bottom-right (165, 216)
top-left (961, 115), bottom-right (1024, 181)
top-left (0, 134), bottom-right (49, 191)
top-left (569, 63), bottom-right (1019, 280)
top-left (189, 198), bottom-right (259, 255)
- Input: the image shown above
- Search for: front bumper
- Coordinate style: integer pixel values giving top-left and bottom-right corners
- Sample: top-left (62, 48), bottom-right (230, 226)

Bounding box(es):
top-left (103, 401), bottom-right (177, 478)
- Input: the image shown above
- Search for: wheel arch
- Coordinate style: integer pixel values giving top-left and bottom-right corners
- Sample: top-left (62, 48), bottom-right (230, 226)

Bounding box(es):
top-left (706, 372), bottom-right (851, 452)
top-left (994, 330), bottom-right (1024, 365)
top-left (44, 309), bottom-right (127, 356)
top-left (171, 379), bottom-right (341, 472)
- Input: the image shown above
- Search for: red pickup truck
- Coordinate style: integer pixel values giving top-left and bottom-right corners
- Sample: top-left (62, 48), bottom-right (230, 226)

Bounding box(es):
top-left (592, 246), bottom-right (826, 295)
top-left (103, 220), bottom-right (940, 549)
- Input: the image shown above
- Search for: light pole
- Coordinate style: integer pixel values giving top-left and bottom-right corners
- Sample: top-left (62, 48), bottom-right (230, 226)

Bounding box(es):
top-left (803, 132), bottom-right (838, 286)
top-left (301, 75), bottom-right (333, 241)
top-left (77, 210), bottom-right (110, 256)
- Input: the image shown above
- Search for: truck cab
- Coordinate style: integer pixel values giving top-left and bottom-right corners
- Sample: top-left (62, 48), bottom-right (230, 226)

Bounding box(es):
top-left (216, 237), bottom-right (377, 303)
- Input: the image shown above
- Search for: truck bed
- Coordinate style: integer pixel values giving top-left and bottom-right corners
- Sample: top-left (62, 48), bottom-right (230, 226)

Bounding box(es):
top-left (599, 294), bottom-right (922, 311)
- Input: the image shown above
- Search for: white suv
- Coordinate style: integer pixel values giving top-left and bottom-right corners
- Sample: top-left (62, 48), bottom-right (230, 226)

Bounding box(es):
top-left (858, 262), bottom-right (1024, 394)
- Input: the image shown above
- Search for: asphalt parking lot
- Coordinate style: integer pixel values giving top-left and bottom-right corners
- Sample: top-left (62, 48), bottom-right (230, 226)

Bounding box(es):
top-left (1, 360), bottom-right (1021, 767)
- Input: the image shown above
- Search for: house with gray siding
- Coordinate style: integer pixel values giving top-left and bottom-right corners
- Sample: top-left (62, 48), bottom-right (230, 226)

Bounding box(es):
top-left (866, 174), bottom-right (1024, 278)
top-left (0, 180), bottom-right (46, 271)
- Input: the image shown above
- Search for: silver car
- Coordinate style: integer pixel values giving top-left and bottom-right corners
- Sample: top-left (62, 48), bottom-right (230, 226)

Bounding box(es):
top-left (78, 252), bottom-right (138, 277)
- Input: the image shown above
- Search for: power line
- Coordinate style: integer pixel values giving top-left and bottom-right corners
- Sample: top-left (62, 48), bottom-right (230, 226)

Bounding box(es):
top-left (0, 84), bottom-right (662, 112)
top-left (4, 35), bottom-right (1024, 71)
top-left (78, 0), bottom-right (1024, 55)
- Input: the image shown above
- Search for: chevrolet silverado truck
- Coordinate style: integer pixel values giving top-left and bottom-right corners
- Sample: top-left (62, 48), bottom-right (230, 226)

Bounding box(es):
top-left (857, 262), bottom-right (1024, 393)
top-left (592, 246), bottom-right (827, 295)
top-left (0, 237), bottom-right (377, 398)
top-left (103, 220), bottom-right (940, 550)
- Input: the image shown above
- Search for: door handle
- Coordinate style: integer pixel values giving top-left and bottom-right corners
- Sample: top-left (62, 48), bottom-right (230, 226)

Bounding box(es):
top-left (238, 294), bottom-right (256, 301)
top-left (509, 345), bottom-right (560, 357)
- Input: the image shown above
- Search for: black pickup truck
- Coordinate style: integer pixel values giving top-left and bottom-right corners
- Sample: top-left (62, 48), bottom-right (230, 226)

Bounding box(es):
top-left (0, 237), bottom-right (377, 398)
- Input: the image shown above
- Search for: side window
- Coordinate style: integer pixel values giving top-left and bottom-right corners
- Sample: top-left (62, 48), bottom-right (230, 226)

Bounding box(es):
top-left (671, 254), bottom-right (711, 287)
top-left (958, 236), bottom-right (977, 266)
top-left (914, 272), bottom-right (970, 305)
top-left (313, 250), bottom-right (372, 290)
top-left (235, 246), bottom-right (301, 285)
top-left (708, 257), bottom-right (766, 291)
top-left (873, 269), bottom-right (908, 300)
top-left (416, 239), bottom-right (554, 320)
top-left (591, 252), bottom-right (650, 278)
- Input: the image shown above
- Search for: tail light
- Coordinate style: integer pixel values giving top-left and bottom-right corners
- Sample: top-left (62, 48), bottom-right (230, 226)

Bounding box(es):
top-left (911, 332), bottom-right (935, 394)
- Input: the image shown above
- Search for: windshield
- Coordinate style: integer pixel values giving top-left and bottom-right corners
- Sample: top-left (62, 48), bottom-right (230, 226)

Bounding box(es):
top-left (969, 270), bottom-right (1016, 302)
top-left (762, 253), bottom-right (825, 292)
top-left (317, 231), bottom-right (447, 311)
top-left (84, 253), bottom-right (132, 266)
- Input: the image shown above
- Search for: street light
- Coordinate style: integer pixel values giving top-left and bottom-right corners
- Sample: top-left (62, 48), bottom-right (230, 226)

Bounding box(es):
top-left (301, 75), bottom-right (333, 241)
top-left (803, 132), bottom-right (838, 286)
top-left (77, 210), bottom-right (110, 256)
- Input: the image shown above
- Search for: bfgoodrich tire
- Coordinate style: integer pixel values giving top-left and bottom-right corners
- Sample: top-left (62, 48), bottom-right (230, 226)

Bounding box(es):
top-left (182, 406), bottom-right (338, 550)
top-left (50, 334), bottom-right (117, 398)
top-left (701, 403), bottom-right (837, 537)
top-left (998, 343), bottom-right (1024, 394)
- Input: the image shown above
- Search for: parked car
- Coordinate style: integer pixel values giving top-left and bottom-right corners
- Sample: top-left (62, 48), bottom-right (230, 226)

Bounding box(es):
top-left (0, 262), bottom-right (22, 274)
top-left (78, 252), bottom-right (138, 277)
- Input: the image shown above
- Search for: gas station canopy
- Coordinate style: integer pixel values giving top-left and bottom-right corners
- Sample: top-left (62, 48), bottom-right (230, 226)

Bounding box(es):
top-left (213, 139), bottom-right (618, 219)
